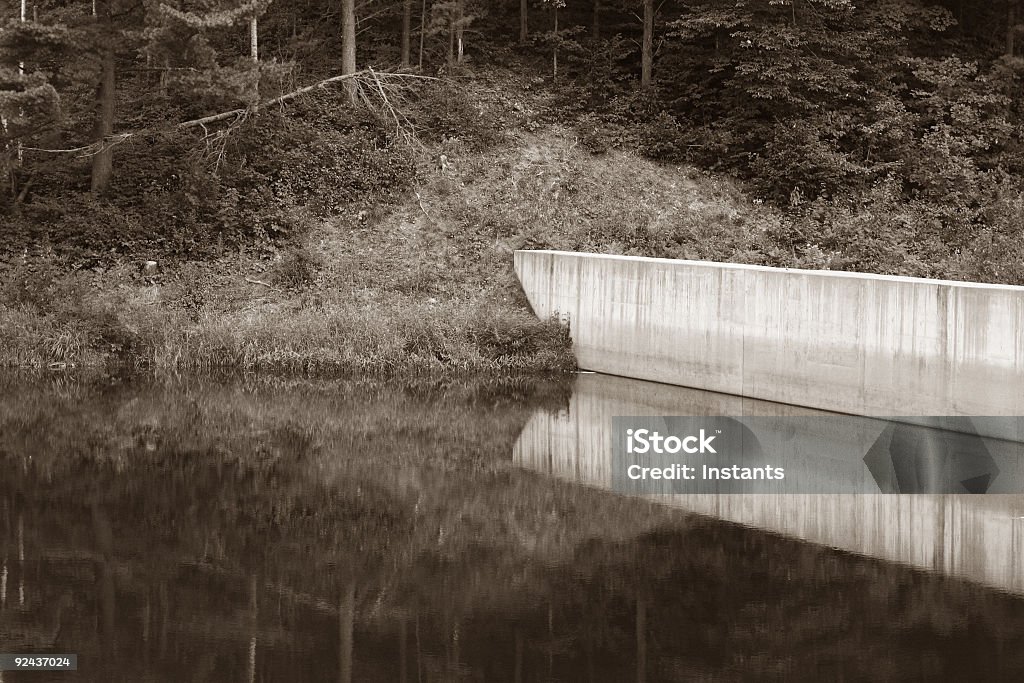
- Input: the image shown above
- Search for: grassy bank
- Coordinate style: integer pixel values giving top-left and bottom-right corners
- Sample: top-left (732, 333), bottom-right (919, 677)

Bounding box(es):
top-left (0, 76), bottom-right (768, 374)
top-left (4, 68), bottom-right (1020, 374)
top-left (0, 256), bottom-right (572, 374)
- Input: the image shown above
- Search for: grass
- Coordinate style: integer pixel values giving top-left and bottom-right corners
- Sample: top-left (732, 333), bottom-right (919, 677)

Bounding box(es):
top-left (0, 258), bottom-right (573, 374)
top-left (4, 66), bottom-right (1024, 374)
top-left (0, 76), bottom-right (807, 375)
top-left (2, 120), bottom-right (775, 375)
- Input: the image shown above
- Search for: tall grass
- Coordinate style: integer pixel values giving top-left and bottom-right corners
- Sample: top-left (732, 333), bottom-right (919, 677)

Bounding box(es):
top-left (0, 260), bottom-right (574, 374)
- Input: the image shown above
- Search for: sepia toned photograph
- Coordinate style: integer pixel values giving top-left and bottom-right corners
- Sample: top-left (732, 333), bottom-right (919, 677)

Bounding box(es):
top-left (1, 0), bottom-right (1024, 680)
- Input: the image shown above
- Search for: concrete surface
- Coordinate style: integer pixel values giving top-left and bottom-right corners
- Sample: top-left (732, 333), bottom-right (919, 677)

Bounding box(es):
top-left (514, 250), bottom-right (1024, 437)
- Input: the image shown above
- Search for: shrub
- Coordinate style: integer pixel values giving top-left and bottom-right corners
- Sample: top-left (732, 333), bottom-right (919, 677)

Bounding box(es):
top-left (405, 79), bottom-right (505, 150)
top-left (274, 244), bottom-right (323, 290)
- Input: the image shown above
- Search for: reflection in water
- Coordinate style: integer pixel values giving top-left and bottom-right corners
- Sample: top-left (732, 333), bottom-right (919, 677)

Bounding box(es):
top-left (868, 421), bottom-right (1001, 493)
top-left (515, 373), bottom-right (1024, 594)
top-left (0, 373), bottom-right (1023, 680)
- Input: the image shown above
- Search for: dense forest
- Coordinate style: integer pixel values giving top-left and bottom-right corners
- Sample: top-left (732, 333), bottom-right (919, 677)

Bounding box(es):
top-left (2, 0), bottom-right (1024, 371)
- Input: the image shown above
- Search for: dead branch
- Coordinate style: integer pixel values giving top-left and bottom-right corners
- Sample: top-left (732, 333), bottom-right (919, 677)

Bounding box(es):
top-left (179, 71), bottom-right (368, 129)
top-left (19, 70), bottom-right (439, 158)
top-left (181, 69), bottom-right (435, 128)
top-left (414, 189), bottom-right (435, 224)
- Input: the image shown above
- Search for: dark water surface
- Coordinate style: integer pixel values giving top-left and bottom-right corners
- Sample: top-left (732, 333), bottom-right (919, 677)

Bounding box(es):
top-left (1, 373), bottom-right (1024, 682)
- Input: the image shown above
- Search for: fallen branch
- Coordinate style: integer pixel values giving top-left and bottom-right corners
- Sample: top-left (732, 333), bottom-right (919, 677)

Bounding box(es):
top-left (21, 70), bottom-right (439, 157)
top-left (179, 71), bottom-right (370, 129)
top-left (414, 189), bottom-right (435, 224)
top-left (245, 277), bottom-right (277, 289)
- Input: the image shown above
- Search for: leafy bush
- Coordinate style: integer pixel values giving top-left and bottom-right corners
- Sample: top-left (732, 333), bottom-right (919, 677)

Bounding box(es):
top-left (405, 78), bottom-right (505, 150)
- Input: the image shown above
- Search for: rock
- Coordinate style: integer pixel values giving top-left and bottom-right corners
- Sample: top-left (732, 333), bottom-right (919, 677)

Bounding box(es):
top-left (142, 260), bottom-right (158, 275)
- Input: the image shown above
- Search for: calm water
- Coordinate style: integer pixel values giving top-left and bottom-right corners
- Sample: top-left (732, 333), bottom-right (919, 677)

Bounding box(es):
top-left (1, 372), bottom-right (1024, 682)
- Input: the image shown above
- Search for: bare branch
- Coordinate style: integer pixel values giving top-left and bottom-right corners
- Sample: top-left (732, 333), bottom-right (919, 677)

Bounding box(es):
top-left (18, 70), bottom-right (439, 158)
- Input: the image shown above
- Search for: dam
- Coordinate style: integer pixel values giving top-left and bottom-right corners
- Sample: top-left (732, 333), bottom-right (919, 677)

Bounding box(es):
top-left (512, 251), bottom-right (1024, 592)
top-left (513, 250), bottom-right (1024, 439)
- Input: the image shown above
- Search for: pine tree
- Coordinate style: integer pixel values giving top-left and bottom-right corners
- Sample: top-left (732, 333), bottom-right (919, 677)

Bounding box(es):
top-left (341, 0), bottom-right (356, 98)
top-left (430, 0), bottom-right (480, 65)
top-left (0, 0), bottom-right (272, 193)
top-left (401, 0), bottom-right (412, 67)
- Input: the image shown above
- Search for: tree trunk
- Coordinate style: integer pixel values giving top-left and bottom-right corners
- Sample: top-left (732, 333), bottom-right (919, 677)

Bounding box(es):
top-left (401, 0), bottom-right (412, 67)
top-left (341, 0), bottom-right (357, 101)
top-left (456, 0), bottom-right (465, 63)
top-left (339, 582), bottom-right (354, 683)
top-left (16, 0), bottom-right (26, 165)
top-left (593, 0), bottom-right (600, 40)
top-left (250, 16), bottom-right (258, 61)
top-left (418, 0), bottom-right (426, 68)
top-left (553, 7), bottom-right (559, 82)
top-left (520, 0), bottom-right (528, 44)
top-left (1009, 0), bottom-right (1017, 57)
top-left (448, 17), bottom-right (455, 64)
top-left (91, 47), bottom-right (115, 193)
top-left (641, 0), bottom-right (654, 89)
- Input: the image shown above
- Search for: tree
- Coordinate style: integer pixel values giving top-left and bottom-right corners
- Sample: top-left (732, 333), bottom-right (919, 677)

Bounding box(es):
top-left (342, 0), bottom-right (357, 99)
top-left (541, 0), bottom-right (566, 81)
top-left (641, 0), bottom-right (653, 89)
top-left (1008, 0), bottom-right (1019, 56)
top-left (250, 13), bottom-right (258, 62)
top-left (520, 0), bottom-right (528, 44)
top-left (663, 0), bottom-right (983, 203)
top-left (1, 0), bottom-right (274, 193)
top-left (419, 0), bottom-right (427, 67)
top-left (456, 0), bottom-right (464, 62)
top-left (430, 0), bottom-right (478, 65)
top-left (0, 0), bottom-right (59, 201)
top-left (401, 0), bottom-right (412, 67)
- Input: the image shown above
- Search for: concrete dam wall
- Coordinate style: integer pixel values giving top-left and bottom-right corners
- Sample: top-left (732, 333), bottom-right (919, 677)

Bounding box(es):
top-left (514, 250), bottom-right (1024, 436)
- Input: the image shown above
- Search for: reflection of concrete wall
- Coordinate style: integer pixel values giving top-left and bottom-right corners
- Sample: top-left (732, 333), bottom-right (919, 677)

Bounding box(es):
top-left (514, 251), bottom-right (1024, 440)
top-left (513, 374), bottom-right (1024, 594)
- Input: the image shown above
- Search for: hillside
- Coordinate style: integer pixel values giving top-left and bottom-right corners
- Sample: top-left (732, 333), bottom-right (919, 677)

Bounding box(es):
top-left (0, 81), bottom-right (780, 374)
top-left (3, 56), bottom-right (1023, 375)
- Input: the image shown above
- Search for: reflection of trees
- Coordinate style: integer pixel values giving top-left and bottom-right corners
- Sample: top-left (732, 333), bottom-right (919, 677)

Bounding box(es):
top-left (338, 581), bottom-right (354, 683)
top-left (1, 376), bottom-right (1023, 679)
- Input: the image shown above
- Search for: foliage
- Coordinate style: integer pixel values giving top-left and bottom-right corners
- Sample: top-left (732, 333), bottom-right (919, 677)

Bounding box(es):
top-left (404, 77), bottom-right (505, 150)
top-left (2, 0), bottom-right (1024, 382)
top-left (1, 88), bottom-right (416, 262)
